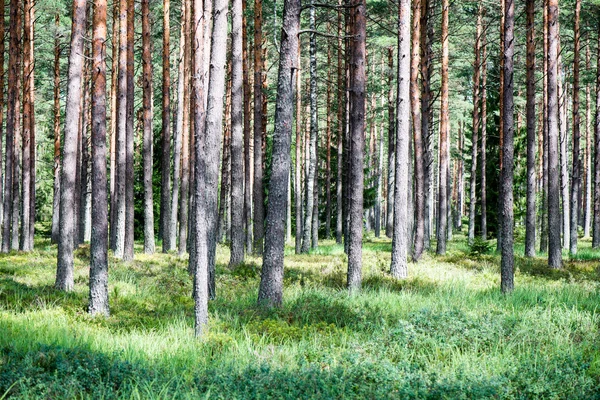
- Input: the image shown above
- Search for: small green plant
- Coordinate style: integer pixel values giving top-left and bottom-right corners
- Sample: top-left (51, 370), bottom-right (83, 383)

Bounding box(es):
top-left (469, 237), bottom-right (492, 257)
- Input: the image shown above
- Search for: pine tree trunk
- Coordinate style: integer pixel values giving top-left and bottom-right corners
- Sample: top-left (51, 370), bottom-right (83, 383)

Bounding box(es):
top-left (540, 1), bottom-right (549, 253)
top-left (385, 48), bottom-right (395, 239)
top-left (28, 6), bottom-right (36, 248)
top-left (468, 1), bottom-right (482, 245)
top-left (109, 2), bottom-right (118, 248)
top-left (217, 81), bottom-right (231, 243)
top-left (141, 0), bottom-right (155, 254)
top-left (593, 18), bottom-right (600, 248)
top-left (436, 0), bottom-right (449, 255)
top-left (525, 0), bottom-right (536, 257)
top-left (20, 0), bottom-right (33, 251)
top-left (421, 0), bottom-right (432, 250)
top-left (89, 0), bottom-right (109, 316)
top-left (242, 0), bottom-right (253, 253)
top-left (547, 0), bottom-right (562, 268)
top-left (253, 0), bottom-right (265, 255)
top-left (123, 0), bottom-right (135, 261)
top-left (112, 0), bottom-right (127, 258)
top-left (335, 6), bottom-right (343, 245)
top-left (56, 0), bottom-right (86, 288)
top-left (160, 0), bottom-right (172, 252)
top-left (325, 38), bottom-right (332, 239)
top-left (79, 48), bottom-right (91, 245)
top-left (390, 0), bottom-right (410, 278)
top-left (500, 0), bottom-right (515, 293)
top-left (347, 0), bottom-right (366, 291)
top-left (295, 46), bottom-right (303, 253)
top-left (480, 36), bottom-right (488, 240)
top-left (584, 39), bottom-right (592, 238)
top-left (191, 0), bottom-right (228, 336)
top-left (569, 0), bottom-right (581, 255)
top-left (257, 0), bottom-right (300, 307)
top-left (51, 14), bottom-right (61, 244)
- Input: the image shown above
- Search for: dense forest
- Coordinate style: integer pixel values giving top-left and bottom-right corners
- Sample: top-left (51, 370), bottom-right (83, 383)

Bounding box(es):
top-left (2, 0), bottom-right (600, 397)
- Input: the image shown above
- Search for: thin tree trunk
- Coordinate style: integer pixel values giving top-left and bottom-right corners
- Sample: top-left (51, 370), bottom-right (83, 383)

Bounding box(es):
top-left (109, 1), bottom-right (118, 249)
top-left (28, 6), bottom-right (36, 248)
top-left (540, 0), bottom-right (549, 253)
top-left (385, 48), bottom-right (395, 239)
top-left (390, 0), bottom-right (410, 278)
top-left (421, 0), bottom-right (432, 250)
top-left (347, 0), bottom-right (366, 291)
top-left (160, 0), bottom-right (172, 252)
top-left (497, 0), bottom-right (505, 251)
top-left (584, 39), bottom-right (592, 238)
top-left (51, 14), bottom-right (61, 244)
top-left (20, 0), bottom-right (33, 251)
top-left (547, 0), bottom-right (562, 268)
top-left (257, 0), bottom-right (300, 307)
top-left (123, 0), bottom-right (135, 261)
top-left (79, 49), bottom-right (91, 245)
top-left (335, 5), bottom-right (343, 245)
top-left (89, 0), bottom-right (109, 316)
top-left (229, 64), bottom-right (241, 247)
top-left (253, 0), bottom-right (265, 255)
top-left (436, 0), bottom-right (449, 255)
top-left (480, 35), bottom-right (487, 240)
top-left (112, 0), bottom-right (127, 258)
top-left (525, 0), bottom-right (536, 257)
top-left (191, 0), bottom-right (227, 336)
top-left (56, 0), bottom-right (86, 288)
top-left (559, 57), bottom-right (570, 249)
top-left (569, 0), bottom-right (581, 255)
top-left (243, 0), bottom-right (253, 253)
top-left (500, 0), bottom-right (515, 293)
top-left (142, 0), bottom-right (155, 254)
top-left (295, 46), bottom-right (303, 253)
top-left (593, 17), bottom-right (600, 248)
top-left (325, 37), bottom-right (332, 239)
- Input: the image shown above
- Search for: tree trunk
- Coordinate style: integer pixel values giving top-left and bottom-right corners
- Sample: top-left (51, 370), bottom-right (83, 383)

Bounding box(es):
top-left (593, 17), bottom-right (600, 248)
top-left (480, 35), bottom-right (487, 240)
top-left (89, 0), bottom-right (109, 316)
top-left (160, 0), bottom-right (172, 252)
top-left (109, 2), bottom-right (118, 249)
top-left (56, 0), bottom-right (86, 288)
top-left (253, 0), bottom-right (265, 255)
top-left (569, 0), bottom-right (581, 255)
top-left (243, 0), bottom-right (253, 253)
top-left (436, 0), bottom-right (449, 255)
top-left (385, 48), bottom-right (395, 239)
top-left (390, 0), bottom-right (410, 278)
top-left (123, 0), bottom-right (135, 261)
top-left (257, 0), bottom-right (300, 307)
top-left (525, 0), bottom-right (536, 257)
top-left (335, 5), bottom-right (343, 245)
top-left (547, 0), bottom-right (562, 268)
top-left (540, 0), bottom-right (549, 253)
top-left (347, 0), bottom-right (366, 291)
top-left (230, 0), bottom-right (245, 266)
top-left (51, 14), bottom-right (61, 244)
top-left (79, 49), bottom-right (91, 245)
top-left (141, 0), bottom-right (155, 254)
top-left (191, 0), bottom-right (227, 336)
top-left (325, 37), bottom-right (332, 239)
top-left (468, 1), bottom-right (483, 245)
top-left (584, 39), bottom-right (592, 238)
top-left (20, 0), bottom-right (33, 251)
top-left (421, 0), bottom-right (432, 249)
top-left (295, 46), bottom-right (303, 253)
top-left (217, 82), bottom-right (231, 243)
top-left (112, 0), bottom-right (127, 258)
top-left (500, 0), bottom-right (515, 293)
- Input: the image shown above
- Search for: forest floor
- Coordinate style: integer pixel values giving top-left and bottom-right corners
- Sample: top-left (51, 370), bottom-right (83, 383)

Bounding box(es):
top-left (1, 232), bottom-right (600, 398)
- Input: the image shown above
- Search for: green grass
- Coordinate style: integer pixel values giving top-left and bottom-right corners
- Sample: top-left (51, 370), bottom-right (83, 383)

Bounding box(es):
top-left (1, 234), bottom-right (600, 398)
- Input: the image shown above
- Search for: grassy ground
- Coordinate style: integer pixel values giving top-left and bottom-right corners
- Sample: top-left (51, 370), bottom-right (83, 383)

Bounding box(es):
top-left (1, 233), bottom-right (600, 399)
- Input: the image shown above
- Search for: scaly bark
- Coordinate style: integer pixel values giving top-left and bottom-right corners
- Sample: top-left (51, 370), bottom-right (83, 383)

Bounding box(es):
top-left (253, 0), bottom-right (265, 255)
top-left (142, 0), bottom-right (155, 254)
top-left (436, 0), bottom-right (449, 255)
top-left (569, 0), bottom-right (581, 255)
top-left (51, 14), bottom-right (61, 244)
top-left (160, 0), bottom-right (172, 252)
top-left (525, 0), bottom-right (536, 257)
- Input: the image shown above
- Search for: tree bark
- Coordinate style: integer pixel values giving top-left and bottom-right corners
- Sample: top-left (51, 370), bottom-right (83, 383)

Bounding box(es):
top-left (89, 0), bottom-right (109, 316)
top-left (20, 0), bottom-right (33, 251)
top-left (525, 0), bottom-right (536, 257)
top-left (325, 36), bottom-right (332, 239)
top-left (347, 0), bottom-right (366, 291)
top-left (243, 0), bottom-right (253, 253)
top-left (390, 0), bottom-right (410, 278)
top-left (191, 0), bottom-right (228, 336)
top-left (51, 14), bottom-right (61, 244)
top-left (123, 0), bottom-right (135, 261)
top-left (257, 0), bottom-right (300, 307)
top-left (547, 0), bottom-right (562, 268)
top-left (109, 2), bottom-right (118, 249)
top-left (500, 0), bottom-right (515, 293)
top-left (160, 0), bottom-right (172, 252)
top-left (436, 0), bottom-right (449, 255)
top-left (468, 1), bottom-right (483, 245)
top-left (593, 18), bottom-right (600, 248)
top-left (295, 45), bottom-right (303, 253)
top-left (56, 0), bottom-right (86, 288)
top-left (569, 0), bottom-right (581, 255)
top-left (584, 39), bottom-right (592, 238)
top-left (385, 48), bottom-right (395, 239)
top-left (480, 34), bottom-right (487, 240)
top-left (230, 0), bottom-right (245, 266)
top-left (253, 0), bottom-right (265, 255)
top-left (141, 0), bottom-right (155, 254)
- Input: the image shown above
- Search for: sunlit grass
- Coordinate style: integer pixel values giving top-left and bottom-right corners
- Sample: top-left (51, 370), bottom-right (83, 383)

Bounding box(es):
top-left (1, 233), bottom-right (599, 398)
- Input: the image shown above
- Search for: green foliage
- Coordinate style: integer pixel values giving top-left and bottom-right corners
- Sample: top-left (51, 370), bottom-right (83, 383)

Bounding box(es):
top-left (468, 237), bottom-right (493, 257)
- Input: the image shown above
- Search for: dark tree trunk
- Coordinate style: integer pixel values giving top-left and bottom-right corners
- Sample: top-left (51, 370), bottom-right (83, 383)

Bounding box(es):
top-left (109, 1), bottom-right (118, 249)
top-left (390, 0), bottom-right (410, 278)
top-left (51, 14), bottom-right (61, 244)
top-left (89, 0), bottom-right (109, 316)
top-left (569, 0), bottom-right (581, 255)
top-left (295, 46), bottom-right (303, 253)
top-left (436, 0), bottom-right (449, 255)
top-left (257, 0), bottom-right (300, 307)
top-left (142, 0), bottom-right (155, 254)
top-left (56, 0), bottom-right (86, 289)
top-left (335, 6), bottom-right (343, 245)
top-left (243, 0), bottom-right (253, 253)
top-left (547, 0), bottom-right (562, 268)
top-left (20, 0), bottom-right (33, 251)
top-left (160, 0), bottom-right (172, 252)
top-left (584, 40), bottom-right (592, 238)
top-left (480, 35), bottom-right (488, 239)
top-left (347, 0), bottom-right (366, 291)
top-left (253, 0), bottom-right (265, 255)
top-left (593, 17), bottom-right (600, 248)
top-left (123, 0), bottom-right (135, 261)
top-left (325, 39), bottom-right (332, 239)
top-left (525, 0), bottom-right (536, 257)
top-left (385, 48), bottom-right (395, 239)
top-left (500, 0), bottom-right (515, 293)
